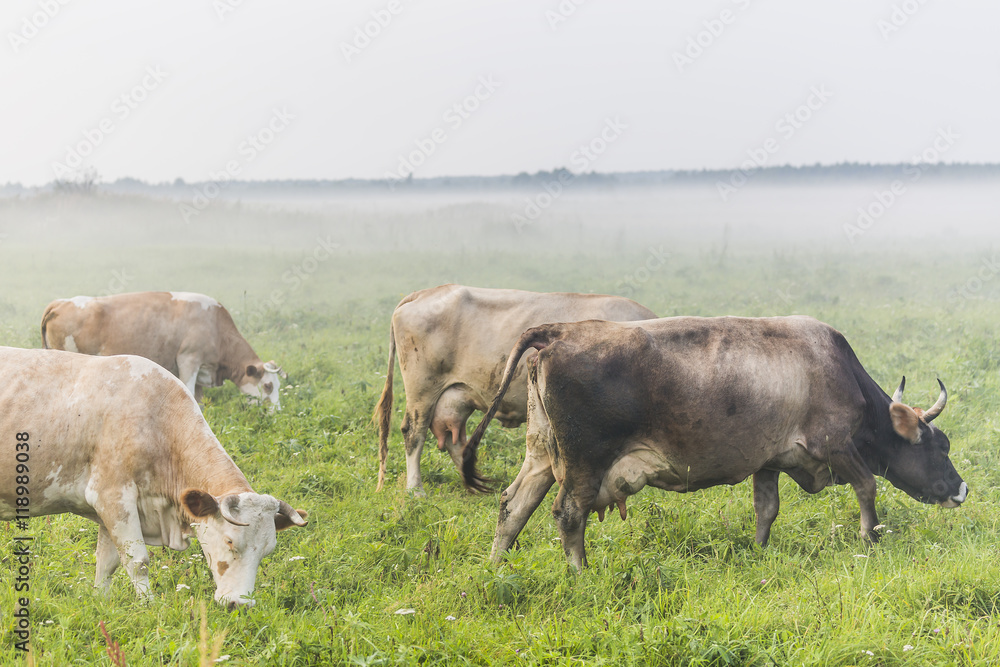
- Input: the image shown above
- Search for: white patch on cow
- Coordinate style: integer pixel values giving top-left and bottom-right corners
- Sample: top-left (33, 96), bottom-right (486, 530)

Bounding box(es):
top-left (64, 335), bottom-right (79, 353)
top-left (125, 356), bottom-right (156, 380)
top-left (40, 466), bottom-right (86, 501)
top-left (125, 355), bottom-right (188, 389)
top-left (68, 295), bottom-right (94, 308)
top-left (170, 292), bottom-right (220, 310)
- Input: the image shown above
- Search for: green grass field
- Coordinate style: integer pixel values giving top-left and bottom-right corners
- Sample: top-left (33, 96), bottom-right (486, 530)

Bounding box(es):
top-left (2, 214), bottom-right (1000, 665)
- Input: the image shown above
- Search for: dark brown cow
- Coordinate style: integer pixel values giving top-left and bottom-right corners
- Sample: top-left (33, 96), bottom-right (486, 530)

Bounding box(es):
top-left (463, 315), bottom-right (968, 570)
top-left (373, 284), bottom-right (655, 493)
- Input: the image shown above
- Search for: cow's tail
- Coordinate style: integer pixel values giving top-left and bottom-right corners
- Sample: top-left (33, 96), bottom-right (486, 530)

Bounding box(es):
top-left (461, 324), bottom-right (562, 493)
top-left (373, 319), bottom-right (398, 491)
top-left (40, 303), bottom-right (59, 349)
top-left (373, 293), bottom-right (421, 491)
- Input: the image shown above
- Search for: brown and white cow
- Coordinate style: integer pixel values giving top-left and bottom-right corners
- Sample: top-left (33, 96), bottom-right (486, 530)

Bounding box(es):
top-left (373, 284), bottom-right (656, 493)
top-left (462, 316), bottom-right (969, 571)
top-left (0, 347), bottom-right (307, 607)
top-left (41, 291), bottom-right (282, 409)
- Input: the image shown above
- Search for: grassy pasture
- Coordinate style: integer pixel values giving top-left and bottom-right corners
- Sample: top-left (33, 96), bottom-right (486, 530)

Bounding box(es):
top-left (2, 206), bottom-right (1000, 665)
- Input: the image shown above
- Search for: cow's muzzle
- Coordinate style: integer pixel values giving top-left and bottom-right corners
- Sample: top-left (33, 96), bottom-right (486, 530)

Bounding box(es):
top-left (217, 592), bottom-right (256, 610)
top-left (939, 481), bottom-right (969, 508)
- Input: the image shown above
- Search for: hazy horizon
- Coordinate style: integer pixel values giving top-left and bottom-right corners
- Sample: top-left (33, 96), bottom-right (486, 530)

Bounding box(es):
top-left (5, 1), bottom-right (999, 186)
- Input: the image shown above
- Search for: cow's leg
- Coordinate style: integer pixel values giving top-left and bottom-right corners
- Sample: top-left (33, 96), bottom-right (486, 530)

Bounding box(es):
top-left (114, 523), bottom-right (153, 599)
top-left (551, 482), bottom-right (595, 572)
top-left (752, 469), bottom-right (780, 547)
top-left (96, 492), bottom-right (153, 600)
top-left (828, 447), bottom-right (880, 541)
top-left (402, 409), bottom-right (434, 495)
top-left (491, 403), bottom-right (555, 562)
top-left (491, 448), bottom-right (554, 562)
top-left (94, 524), bottom-right (121, 592)
top-left (176, 354), bottom-right (201, 398)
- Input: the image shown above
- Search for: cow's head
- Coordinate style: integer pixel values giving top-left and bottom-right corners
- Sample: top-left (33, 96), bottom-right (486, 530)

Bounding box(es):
top-left (241, 361), bottom-right (283, 410)
top-left (182, 489), bottom-right (307, 608)
top-left (880, 378), bottom-right (968, 508)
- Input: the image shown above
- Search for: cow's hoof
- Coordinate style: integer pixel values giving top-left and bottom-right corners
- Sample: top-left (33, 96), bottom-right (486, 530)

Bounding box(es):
top-left (860, 529), bottom-right (881, 544)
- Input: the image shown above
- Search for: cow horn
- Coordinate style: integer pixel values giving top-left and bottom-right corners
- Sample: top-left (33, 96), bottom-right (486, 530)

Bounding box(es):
top-left (891, 376), bottom-right (905, 403)
top-left (220, 495), bottom-right (249, 526)
top-left (263, 361), bottom-right (281, 373)
top-left (277, 500), bottom-right (307, 526)
top-left (923, 379), bottom-right (948, 422)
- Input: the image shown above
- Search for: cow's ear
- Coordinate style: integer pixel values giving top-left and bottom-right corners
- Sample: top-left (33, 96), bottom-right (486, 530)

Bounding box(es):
top-left (890, 403), bottom-right (921, 444)
top-left (182, 488), bottom-right (219, 518)
top-left (246, 364), bottom-right (260, 379)
top-left (275, 509), bottom-right (308, 531)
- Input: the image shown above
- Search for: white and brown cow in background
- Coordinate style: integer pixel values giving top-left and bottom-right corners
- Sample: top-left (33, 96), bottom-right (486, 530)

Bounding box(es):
top-left (41, 291), bottom-right (283, 409)
top-left (0, 347), bottom-right (307, 607)
top-left (373, 284), bottom-right (656, 493)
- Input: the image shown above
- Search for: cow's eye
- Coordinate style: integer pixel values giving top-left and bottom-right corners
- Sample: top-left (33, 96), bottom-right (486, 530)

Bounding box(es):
top-left (225, 537), bottom-right (234, 549)
top-left (264, 383), bottom-right (273, 394)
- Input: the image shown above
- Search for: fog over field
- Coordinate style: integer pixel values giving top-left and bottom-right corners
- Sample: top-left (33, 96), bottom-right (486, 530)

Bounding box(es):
top-left (3, 174), bottom-right (1000, 252)
top-left (5, 0), bottom-right (1000, 664)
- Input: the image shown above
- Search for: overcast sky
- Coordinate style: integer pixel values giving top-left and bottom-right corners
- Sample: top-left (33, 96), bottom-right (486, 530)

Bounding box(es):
top-left (3, 0), bottom-right (998, 185)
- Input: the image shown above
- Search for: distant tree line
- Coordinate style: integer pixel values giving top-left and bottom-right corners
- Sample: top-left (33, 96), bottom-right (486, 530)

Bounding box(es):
top-left (2, 162), bottom-right (999, 197)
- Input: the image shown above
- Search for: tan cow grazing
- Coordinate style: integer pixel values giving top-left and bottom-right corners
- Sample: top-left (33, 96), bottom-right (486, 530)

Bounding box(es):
top-left (373, 284), bottom-right (656, 493)
top-left (0, 347), bottom-right (307, 607)
top-left (41, 291), bottom-right (282, 409)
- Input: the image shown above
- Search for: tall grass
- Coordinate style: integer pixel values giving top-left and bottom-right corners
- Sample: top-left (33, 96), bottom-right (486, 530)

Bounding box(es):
top-left (2, 242), bottom-right (999, 665)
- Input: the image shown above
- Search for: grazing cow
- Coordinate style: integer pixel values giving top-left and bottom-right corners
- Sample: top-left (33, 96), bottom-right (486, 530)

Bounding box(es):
top-left (0, 347), bottom-right (307, 607)
top-left (373, 284), bottom-right (656, 492)
top-left (41, 291), bottom-right (283, 409)
top-left (462, 316), bottom-right (969, 570)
